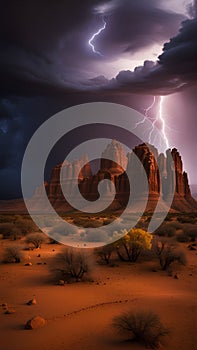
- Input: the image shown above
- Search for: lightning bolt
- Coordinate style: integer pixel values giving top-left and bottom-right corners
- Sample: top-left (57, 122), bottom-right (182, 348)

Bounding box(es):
top-left (158, 96), bottom-right (169, 149)
top-left (88, 17), bottom-right (106, 56)
top-left (133, 96), bottom-right (170, 151)
top-left (134, 96), bottom-right (156, 129)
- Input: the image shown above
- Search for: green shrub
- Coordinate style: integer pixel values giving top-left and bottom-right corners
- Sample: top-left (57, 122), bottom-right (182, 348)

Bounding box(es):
top-left (114, 228), bottom-right (152, 262)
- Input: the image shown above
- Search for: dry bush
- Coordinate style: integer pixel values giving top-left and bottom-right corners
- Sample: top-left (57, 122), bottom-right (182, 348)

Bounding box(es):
top-left (153, 239), bottom-right (186, 270)
top-left (0, 222), bottom-right (20, 240)
top-left (176, 227), bottom-right (197, 242)
top-left (155, 222), bottom-right (181, 238)
top-left (0, 216), bottom-right (38, 240)
top-left (57, 248), bottom-right (89, 281)
top-left (14, 216), bottom-right (38, 235)
top-left (95, 244), bottom-right (114, 264)
top-left (113, 310), bottom-right (169, 348)
top-left (3, 245), bottom-right (24, 263)
top-left (26, 232), bottom-right (47, 248)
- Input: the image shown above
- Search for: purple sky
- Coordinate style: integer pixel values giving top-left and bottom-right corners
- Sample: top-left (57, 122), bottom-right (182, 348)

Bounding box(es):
top-left (0, 0), bottom-right (197, 198)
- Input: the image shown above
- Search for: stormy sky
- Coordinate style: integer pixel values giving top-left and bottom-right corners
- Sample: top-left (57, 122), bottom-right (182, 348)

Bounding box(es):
top-left (0, 0), bottom-right (197, 199)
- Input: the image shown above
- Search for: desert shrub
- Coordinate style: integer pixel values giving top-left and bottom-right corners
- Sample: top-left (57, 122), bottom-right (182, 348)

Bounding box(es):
top-left (0, 222), bottom-right (21, 240)
top-left (3, 245), bottom-right (24, 263)
top-left (15, 216), bottom-right (38, 235)
top-left (154, 239), bottom-right (186, 270)
top-left (177, 228), bottom-right (197, 242)
top-left (114, 228), bottom-right (152, 262)
top-left (26, 232), bottom-right (47, 248)
top-left (57, 248), bottom-right (89, 281)
top-left (155, 222), bottom-right (181, 238)
top-left (113, 310), bottom-right (169, 348)
top-left (73, 217), bottom-right (103, 228)
top-left (177, 214), bottom-right (196, 224)
top-left (0, 216), bottom-right (38, 240)
top-left (95, 244), bottom-right (114, 264)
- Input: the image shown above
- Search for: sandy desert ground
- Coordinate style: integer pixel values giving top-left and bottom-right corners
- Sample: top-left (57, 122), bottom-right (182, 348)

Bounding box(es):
top-left (0, 237), bottom-right (196, 350)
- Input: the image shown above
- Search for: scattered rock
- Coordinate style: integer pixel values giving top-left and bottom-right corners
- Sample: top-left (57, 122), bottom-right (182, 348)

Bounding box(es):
top-left (58, 280), bottom-right (65, 286)
top-left (174, 274), bottom-right (179, 279)
top-left (37, 262), bottom-right (42, 265)
top-left (152, 269), bottom-right (158, 272)
top-left (25, 262), bottom-right (32, 266)
top-left (188, 245), bottom-right (196, 251)
top-left (25, 316), bottom-right (46, 330)
top-left (1, 303), bottom-right (8, 308)
top-left (37, 254), bottom-right (41, 257)
top-left (26, 296), bottom-right (37, 305)
top-left (4, 309), bottom-right (16, 314)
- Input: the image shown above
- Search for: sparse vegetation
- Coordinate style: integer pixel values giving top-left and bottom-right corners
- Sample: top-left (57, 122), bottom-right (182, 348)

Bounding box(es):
top-left (177, 213), bottom-right (196, 224)
top-left (3, 245), bottom-right (24, 263)
top-left (0, 222), bottom-right (20, 240)
top-left (176, 227), bottom-right (197, 242)
top-left (0, 215), bottom-right (38, 240)
top-left (115, 228), bottom-right (152, 262)
top-left (113, 310), bottom-right (169, 348)
top-left (154, 239), bottom-right (186, 270)
top-left (26, 232), bottom-right (47, 249)
top-left (155, 222), bottom-right (181, 237)
top-left (57, 248), bottom-right (89, 281)
top-left (95, 244), bottom-right (114, 264)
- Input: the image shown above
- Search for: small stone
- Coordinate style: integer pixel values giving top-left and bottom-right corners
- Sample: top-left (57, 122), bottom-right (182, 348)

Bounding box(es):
top-left (25, 316), bottom-right (46, 329)
top-left (1, 303), bottom-right (8, 308)
top-left (25, 262), bottom-right (32, 266)
top-left (26, 296), bottom-right (37, 305)
top-left (5, 309), bottom-right (16, 314)
top-left (174, 274), bottom-right (179, 279)
top-left (58, 280), bottom-right (65, 286)
top-left (37, 254), bottom-right (41, 257)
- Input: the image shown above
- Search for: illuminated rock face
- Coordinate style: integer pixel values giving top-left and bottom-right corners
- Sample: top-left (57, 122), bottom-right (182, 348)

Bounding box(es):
top-left (40, 141), bottom-right (197, 212)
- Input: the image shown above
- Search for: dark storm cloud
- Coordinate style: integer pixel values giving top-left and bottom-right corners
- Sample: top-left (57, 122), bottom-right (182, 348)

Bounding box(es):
top-left (0, 0), bottom-right (103, 96)
top-left (1, 0), bottom-right (197, 199)
top-left (99, 15), bottom-right (197, 95)
top-left (93, 0), bottom-right (184, 57)
top-left (0, 0), bottom-right (185, 97)
top-left (159, 18), bottom-right (197, 79)
top-left (0, 99), bottom-right (23, 169)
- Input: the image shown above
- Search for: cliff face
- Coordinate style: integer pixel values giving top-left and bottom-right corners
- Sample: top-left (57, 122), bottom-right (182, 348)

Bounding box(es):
top-left (40, 142), bottom-right (197, 213)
